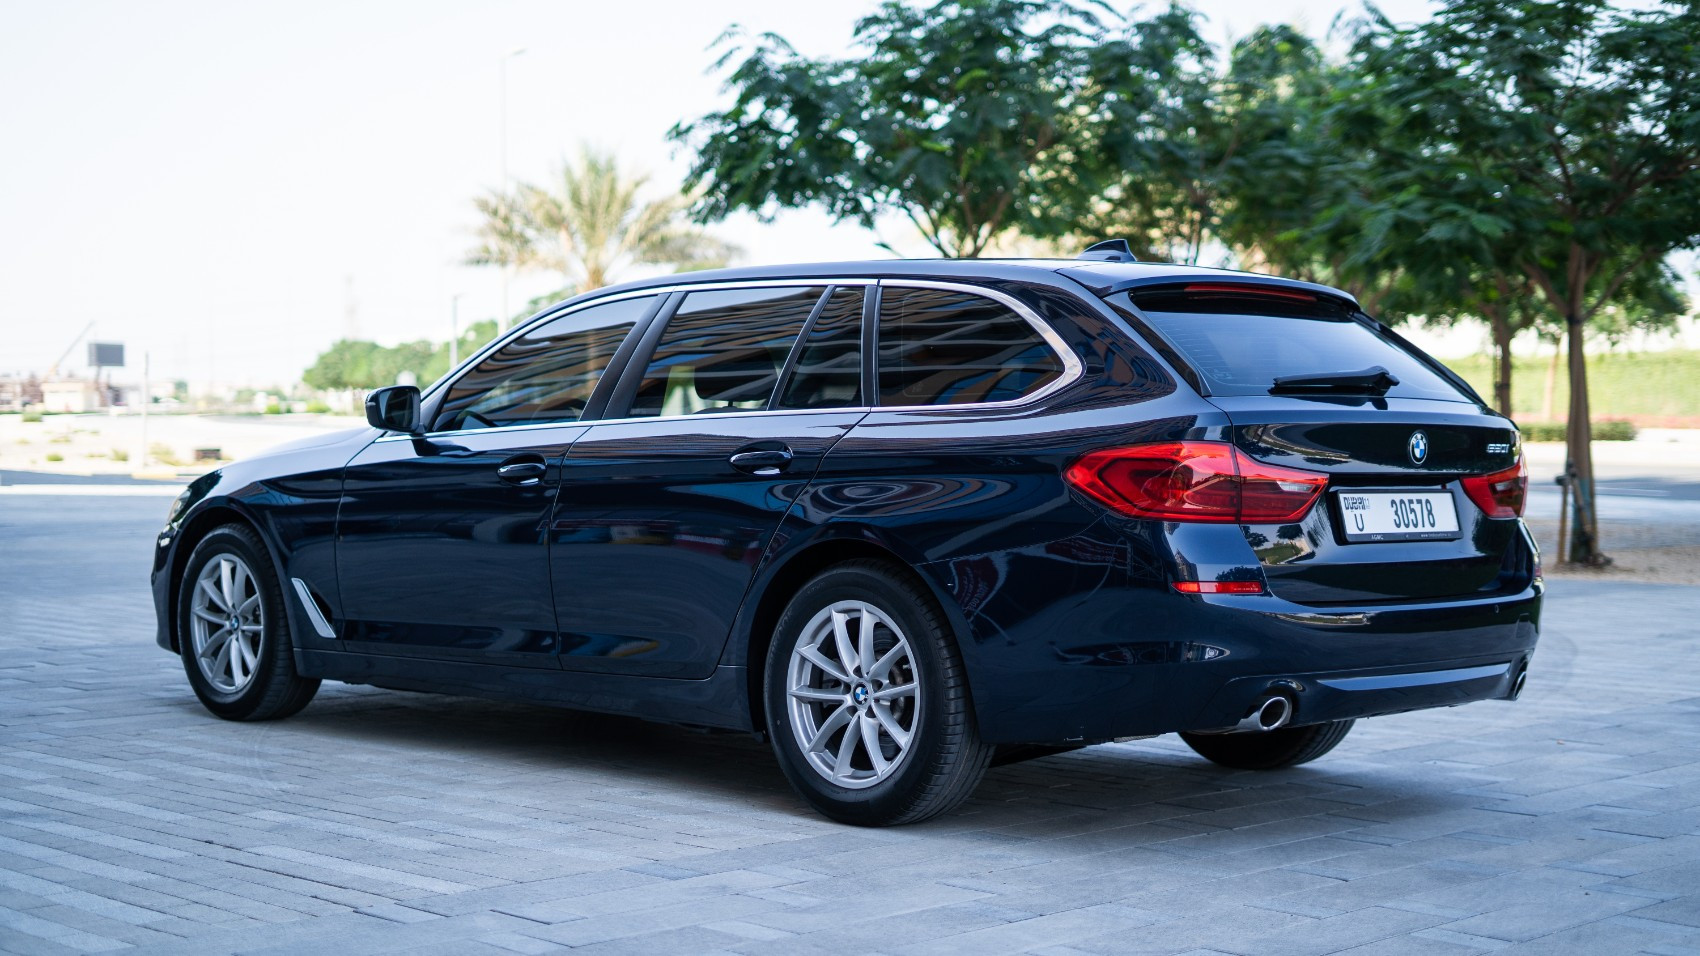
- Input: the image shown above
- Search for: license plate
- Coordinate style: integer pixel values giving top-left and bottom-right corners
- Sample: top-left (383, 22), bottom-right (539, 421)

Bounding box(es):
top-left (1336, 490), bottom-right (1461, 542)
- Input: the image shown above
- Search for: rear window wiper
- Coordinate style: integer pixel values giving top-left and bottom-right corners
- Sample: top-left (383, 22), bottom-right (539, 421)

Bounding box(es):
top-left (1269, 366), bottom-right (1399, 395)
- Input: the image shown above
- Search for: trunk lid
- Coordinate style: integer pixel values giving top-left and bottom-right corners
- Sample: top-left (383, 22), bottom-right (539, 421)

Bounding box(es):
top-left (1215, 396), bottom-right (1527, 604)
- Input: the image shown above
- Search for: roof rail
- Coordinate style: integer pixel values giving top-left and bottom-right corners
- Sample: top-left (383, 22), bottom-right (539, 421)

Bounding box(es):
top-left (1076, 239), bottom-right (1138, 263)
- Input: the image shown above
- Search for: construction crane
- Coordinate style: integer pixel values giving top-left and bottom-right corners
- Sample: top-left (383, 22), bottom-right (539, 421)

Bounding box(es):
top-left (47, 321), bottom-right (95, 377)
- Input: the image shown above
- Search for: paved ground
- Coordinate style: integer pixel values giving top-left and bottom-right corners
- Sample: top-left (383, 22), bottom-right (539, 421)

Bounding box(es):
top-left (2, 496), bottom-right (1698, 956)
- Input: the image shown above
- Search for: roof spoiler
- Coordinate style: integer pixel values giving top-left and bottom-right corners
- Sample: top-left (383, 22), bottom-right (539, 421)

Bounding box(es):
top-left (1076, 239), bottom-right (1138, 263)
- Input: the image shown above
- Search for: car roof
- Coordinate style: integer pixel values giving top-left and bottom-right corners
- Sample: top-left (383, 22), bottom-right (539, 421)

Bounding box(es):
top-left (581, 258), bottom-right (1359, 307)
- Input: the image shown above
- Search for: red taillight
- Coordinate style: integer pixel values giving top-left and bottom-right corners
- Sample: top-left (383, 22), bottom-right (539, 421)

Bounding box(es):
top-left (1173, 580), bottom-right (1266, 595)
top-left (1462, 457), bottom-right (1528, 519)
top-left (1065, 441), bottom-right (1328, 523)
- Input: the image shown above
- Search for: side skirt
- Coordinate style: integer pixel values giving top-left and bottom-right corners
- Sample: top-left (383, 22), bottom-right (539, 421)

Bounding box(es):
top-left (295, 649), bottom-right (753, 732)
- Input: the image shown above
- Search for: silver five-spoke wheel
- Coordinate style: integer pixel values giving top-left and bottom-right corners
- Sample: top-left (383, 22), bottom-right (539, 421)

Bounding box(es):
top-left (189, 553), bottom-right (264, 694)
top-left (786, 600), bottom-right (919, 789)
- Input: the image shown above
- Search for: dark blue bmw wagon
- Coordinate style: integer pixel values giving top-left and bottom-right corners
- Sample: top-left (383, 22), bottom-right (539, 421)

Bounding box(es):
top-left (152, 246), bottom-right (1540, 825)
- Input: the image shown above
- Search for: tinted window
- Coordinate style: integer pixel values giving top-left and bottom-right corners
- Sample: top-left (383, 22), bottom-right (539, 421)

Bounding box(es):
top-left (777, 286), bottom-right (864, 409)
top-left (434, 296), bottom-right (648, 431)
top-left (876, 287), bottom-right (1064, 406)
top-left (1127, 289), bottom-right (1469, 402)
top-left (627, 286), bottom-right (823, 417)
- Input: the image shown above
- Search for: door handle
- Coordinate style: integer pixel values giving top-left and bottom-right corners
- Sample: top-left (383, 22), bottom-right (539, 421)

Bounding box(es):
top-left (497, 458), bottom-right (547, 486)
top-left (729, 447), bottom-right (794, 476)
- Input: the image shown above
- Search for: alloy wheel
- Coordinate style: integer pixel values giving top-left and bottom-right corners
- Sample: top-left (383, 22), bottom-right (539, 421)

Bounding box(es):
top-left (189, 553), bottom-right (264, 694)
top-left (785, 600), bottom-right (920, 789)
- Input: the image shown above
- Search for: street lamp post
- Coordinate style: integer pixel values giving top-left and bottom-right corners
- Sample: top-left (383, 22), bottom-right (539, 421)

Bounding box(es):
top-left (449, 293), bottom-right (463, 369)
top-left (499, 47), bottom-right (526, 330)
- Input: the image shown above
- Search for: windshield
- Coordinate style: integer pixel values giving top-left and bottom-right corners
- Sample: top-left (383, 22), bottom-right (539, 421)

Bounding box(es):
top-left (1118, 288), bottom-right (1472, 403)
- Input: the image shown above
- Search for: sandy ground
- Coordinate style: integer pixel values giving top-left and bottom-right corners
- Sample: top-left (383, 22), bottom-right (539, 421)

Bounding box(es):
top-left (0, 411), bottom-right (362, 477)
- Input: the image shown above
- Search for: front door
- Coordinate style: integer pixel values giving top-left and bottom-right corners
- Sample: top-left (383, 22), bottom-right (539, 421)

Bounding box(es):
top-left (549, 284), bottom-right (868, 678)
top-left (334, 294), bottom-right (654, 666)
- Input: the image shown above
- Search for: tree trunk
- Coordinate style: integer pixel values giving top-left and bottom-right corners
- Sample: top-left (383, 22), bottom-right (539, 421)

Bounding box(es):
top-left (1491, 310), bottom-right (1514, 416)
top-left (1541, 339), bottom-right (1561, 421)
top-left (1563, 310), bottom-right (1603, 565)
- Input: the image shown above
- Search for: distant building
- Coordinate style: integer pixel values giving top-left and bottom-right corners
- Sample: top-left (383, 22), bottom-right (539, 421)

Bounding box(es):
top-left (40, 380), bottom-right (104, 413)
top-left (0, 375), bottom-right (43, 411)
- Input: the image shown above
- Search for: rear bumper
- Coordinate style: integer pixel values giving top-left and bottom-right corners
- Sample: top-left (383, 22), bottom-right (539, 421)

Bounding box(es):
top-left (1185, 656), bottom-right (1528, 732)
top-left (950, 566), bottom-right (1541, 745)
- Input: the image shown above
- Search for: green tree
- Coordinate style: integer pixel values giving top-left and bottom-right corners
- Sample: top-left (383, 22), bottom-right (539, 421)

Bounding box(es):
top-left (1349, 0), bottom-right (1700, 564)
top-left (303, 323), bottom-right (506, 395)
top-left (302, 339), bottom-right (383, 391)
top-left (468, 147), bottom-right (736, 296)
top-left (671, 1), bottom-right (1200, 257)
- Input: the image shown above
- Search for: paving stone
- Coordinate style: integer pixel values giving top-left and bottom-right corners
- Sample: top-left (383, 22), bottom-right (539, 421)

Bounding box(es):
top-left (3, 495), bottom-right (1699, 955)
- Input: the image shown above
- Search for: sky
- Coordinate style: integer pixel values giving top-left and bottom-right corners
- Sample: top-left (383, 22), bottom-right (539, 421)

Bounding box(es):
top-left (0, 0), bottom-right (1448, 388)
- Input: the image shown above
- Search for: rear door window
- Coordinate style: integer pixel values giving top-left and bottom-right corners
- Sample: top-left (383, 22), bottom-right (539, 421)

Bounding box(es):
top-left (776, 286), bottom-right (864, 410)
top-left (876, 286), bottom-right (1064, 407)
top-left (1124, 287), bottom-right (1470, 402)
top-left (625, 286), bottom-right (824, 418)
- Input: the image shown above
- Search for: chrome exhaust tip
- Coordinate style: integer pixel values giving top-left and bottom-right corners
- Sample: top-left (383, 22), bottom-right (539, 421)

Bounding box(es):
top-left (1509, 666), bottom-right (1528, 700)
top-left (1233, 694), bottom-right (1293, 733)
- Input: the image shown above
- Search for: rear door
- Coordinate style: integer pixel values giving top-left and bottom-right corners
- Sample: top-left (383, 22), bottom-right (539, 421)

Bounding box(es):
top-left (1112, 284), bottom-right (1529, 604)
top-left (548, 283), bottom-right (868, 677)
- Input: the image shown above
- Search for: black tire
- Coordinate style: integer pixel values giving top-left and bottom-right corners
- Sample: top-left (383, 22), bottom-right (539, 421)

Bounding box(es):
top-left (1179, 719), bottom-right (1355, 770)
top-left (176, 524), bottom-right (319, 721)
top-left (763, 560), bottom-right (992, 826)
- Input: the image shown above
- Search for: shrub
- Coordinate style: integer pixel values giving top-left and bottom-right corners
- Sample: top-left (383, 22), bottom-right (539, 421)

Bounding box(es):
top-left (1594, 420), bottom-right (1637, 441)
top-left (21, 410), bottom-right (42, 423)
top-left (305, 400), bottom-right (331, 414)
top-left (111, 448), bottom-right (129, 462)
top-left (1517, 421), bottom-right (1636, 442)
top-left (45, 452), bottom-right (62, 462)
top-left (263, 402), bottom-right (285, 415)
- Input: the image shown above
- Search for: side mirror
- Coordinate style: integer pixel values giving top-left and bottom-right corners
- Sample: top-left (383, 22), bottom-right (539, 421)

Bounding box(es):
top-left (365, 385), bottom-right (422, 434)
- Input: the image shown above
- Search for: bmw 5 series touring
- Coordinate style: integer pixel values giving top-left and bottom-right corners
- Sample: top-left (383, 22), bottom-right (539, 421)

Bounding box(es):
top-left (153, 244), bottom-right (1540, 825)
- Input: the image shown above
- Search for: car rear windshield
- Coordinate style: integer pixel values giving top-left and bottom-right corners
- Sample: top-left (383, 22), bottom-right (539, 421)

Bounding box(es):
top-left (1121, 287), bottom-right (1472, 402)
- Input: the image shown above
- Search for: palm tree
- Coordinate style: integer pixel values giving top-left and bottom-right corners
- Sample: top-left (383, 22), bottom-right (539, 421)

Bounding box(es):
top-left (467, 147), bottom-right (738, 299)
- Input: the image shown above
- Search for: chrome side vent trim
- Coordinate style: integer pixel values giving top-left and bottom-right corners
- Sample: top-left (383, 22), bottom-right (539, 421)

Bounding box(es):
top-left (290, 578), bottom-right (337, 639)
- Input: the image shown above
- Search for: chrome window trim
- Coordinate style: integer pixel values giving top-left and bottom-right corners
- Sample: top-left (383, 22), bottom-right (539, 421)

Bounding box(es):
top-left (385, 276), bottom-right (1083, 442)
top-left (373, 407), bottom-right (863, 442)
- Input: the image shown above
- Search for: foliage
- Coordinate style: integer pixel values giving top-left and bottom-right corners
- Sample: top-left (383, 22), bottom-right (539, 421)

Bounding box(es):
top-left (672, 1), bottom-right (1205, 257)
top-left (303, 319), bottom-right (503, 393)
top-left (1517, 420), bottom-right (1634, 443)
top-left (21, 410), bottom-right (41, 423)
top-left (1086, 21), bottom-right (1348, 272)
top-left (469, 147), bottom-right (737, 291)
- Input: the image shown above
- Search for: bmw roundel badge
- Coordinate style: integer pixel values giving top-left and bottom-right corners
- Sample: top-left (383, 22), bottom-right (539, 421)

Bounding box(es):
top-left (1409, 430), bottom-right (1429, 465)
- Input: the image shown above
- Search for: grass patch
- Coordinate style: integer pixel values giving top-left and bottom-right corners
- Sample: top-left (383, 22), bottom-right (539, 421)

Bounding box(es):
top-left (1441, 349), bottom-right (1700, 421)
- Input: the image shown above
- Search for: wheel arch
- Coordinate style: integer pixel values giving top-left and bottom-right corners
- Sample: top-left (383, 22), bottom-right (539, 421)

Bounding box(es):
top-left (731, 526), bottom-right (977, 736)
top-left (165, 501), bottom-right (285, 653)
